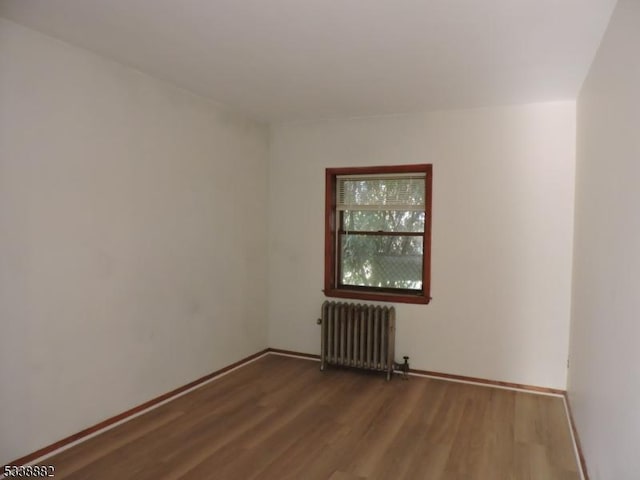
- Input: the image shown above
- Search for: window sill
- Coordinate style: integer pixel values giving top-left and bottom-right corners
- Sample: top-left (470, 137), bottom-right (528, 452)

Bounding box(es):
top-left (323, 288), bottom-right (431, 305)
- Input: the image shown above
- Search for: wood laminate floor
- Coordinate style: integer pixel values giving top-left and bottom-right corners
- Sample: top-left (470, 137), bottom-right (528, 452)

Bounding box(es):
top-left (42, 355), bottom-right (580, 479)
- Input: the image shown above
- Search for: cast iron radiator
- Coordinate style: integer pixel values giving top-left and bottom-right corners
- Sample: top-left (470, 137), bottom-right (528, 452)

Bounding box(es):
top-left (319, 301), bottom-right (396, 380)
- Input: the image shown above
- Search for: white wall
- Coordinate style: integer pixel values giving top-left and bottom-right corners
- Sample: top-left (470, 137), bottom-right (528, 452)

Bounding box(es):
top-left (0, 19), bottom-right (269, 465)
top-left (269, 103), bottom-right (576, 390)
top-left (569, 1), bottom-right (640, 479)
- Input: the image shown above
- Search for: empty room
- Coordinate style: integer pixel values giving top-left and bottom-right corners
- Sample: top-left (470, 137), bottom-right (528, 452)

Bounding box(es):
top-left (1, 1), bottom-right (638, 479)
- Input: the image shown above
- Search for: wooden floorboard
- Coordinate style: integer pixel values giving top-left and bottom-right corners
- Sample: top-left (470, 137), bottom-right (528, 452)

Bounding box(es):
top-left (41, 355), bottom-right (580, 480)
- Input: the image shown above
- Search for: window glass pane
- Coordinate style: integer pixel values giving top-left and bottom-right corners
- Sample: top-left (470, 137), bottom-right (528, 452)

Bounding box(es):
top-left (340, 235), bottom-right (423, 290)
top-left (343, 210), bottom-right (425, 233)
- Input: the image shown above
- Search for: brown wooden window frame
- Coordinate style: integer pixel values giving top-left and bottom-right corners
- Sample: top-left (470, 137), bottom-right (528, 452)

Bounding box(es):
top-left (324, 164), bottom-right (432, 305)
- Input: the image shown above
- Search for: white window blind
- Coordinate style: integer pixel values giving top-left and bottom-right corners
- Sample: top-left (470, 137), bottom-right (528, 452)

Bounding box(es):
top-left (337, 173), bottom-right (426, 212)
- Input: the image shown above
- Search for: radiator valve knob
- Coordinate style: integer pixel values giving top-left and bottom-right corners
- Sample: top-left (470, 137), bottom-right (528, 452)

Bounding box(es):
top-left (402, 356), bottom-right (410, 380)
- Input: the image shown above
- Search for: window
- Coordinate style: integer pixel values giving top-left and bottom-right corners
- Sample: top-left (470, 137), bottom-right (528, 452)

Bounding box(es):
top-left (324, 164), bottom-right (432, 304)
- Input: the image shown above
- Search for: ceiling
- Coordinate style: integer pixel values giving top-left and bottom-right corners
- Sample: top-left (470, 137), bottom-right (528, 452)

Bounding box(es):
top-left (0, 0), bottom-right (616, 122)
